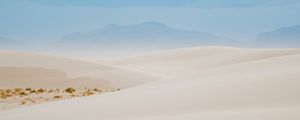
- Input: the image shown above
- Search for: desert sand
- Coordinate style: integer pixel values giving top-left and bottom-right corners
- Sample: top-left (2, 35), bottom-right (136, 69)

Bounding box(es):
top-left (0, 52), bottom-right (162, 89)
top-left (0, 47), bottom-right (299, 120)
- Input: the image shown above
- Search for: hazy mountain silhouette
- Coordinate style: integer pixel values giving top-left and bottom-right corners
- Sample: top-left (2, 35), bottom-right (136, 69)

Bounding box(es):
top-left (256, 25), bottom-right (300, 47)
top-left (60, 22), bottom-right (224, 49)
top-left (0, 36), bottom-right (23, 49)
top-left (0, 36), bottom-right (18, 44)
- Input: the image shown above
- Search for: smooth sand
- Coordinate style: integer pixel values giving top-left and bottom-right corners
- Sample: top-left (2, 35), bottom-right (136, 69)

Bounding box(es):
top-left (0, 52), bottom-right (162, 89)
top-left (0, 47), bottom-right (299, 120)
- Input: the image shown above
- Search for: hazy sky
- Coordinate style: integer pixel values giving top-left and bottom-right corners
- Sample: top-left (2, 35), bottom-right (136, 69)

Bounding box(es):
top-left (1, 0), bottom-right (300, 42)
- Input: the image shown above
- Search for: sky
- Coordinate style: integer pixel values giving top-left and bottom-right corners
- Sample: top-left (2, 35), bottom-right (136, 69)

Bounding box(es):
top-left (0, 0), bottom-right (300, 42)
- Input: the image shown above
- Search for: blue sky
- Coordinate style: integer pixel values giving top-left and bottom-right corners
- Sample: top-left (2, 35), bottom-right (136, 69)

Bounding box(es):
top-left (0, 0), bottom-right (300, 42)
top-left (22, 0), bottom-right (300, 7)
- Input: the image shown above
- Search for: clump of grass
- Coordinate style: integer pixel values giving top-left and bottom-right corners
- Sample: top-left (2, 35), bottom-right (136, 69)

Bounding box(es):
top-left (82, 89), bottom-right (94, 96)
top-left (64, 88), bottom-right (76, 94)
top-left (53, 95), bottom-right (62, 99)
top-left (37, 88), bottom-right (45, 94)
top-left (0, 89), bottom-right (9, 99)
top-left (93, 88), bottom-right (101, 92)
top-left (30, 89), bottom-right (36, 94)
top-left (48, 89), bottom-right (53, 93)
top-left (14, 88), bottom-right (22, 92)
top-left (19, 91), bottom-right (28, 96)
top-left (25, 88), bottom-right (31, 91)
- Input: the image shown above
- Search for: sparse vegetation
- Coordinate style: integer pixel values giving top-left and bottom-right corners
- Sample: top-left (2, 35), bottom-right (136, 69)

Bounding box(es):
top-left (37, 88), bottom-right (45, 93)
top-left (19, 91), bottom-right (28, 96)
top-left (30, 89), bottom-right (36, 93)
top-left (82, 89), bottom-right (94, 96)
top-left (53, 95), bottom-right (62, 99)
top-left (48, 89), bottom-right (53, 93)
top-left (93, 88), bottom-right (101, 92)
top-left (1, 87), bottom-right (120, 110)
top-left (64, 88), bottom-right (76, 93)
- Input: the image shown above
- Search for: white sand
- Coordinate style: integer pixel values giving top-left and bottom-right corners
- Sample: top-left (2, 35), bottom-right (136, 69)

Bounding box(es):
top-left (0, 52), bottom-right (163, 89)
top-left (0, 47), bottom-right (300, 120)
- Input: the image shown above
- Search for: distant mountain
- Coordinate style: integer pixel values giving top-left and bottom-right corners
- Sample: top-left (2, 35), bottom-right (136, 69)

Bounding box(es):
top-left (0, 36), bottom-right (18, 44)
top-left (256, 25), bottom-right (300, 47)
top-left (0, 36), bottom-right (23, 49)
top-left (59, 22), bottom-right (225, 49)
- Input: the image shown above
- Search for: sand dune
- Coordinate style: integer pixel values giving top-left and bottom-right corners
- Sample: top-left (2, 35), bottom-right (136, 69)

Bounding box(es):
top-left (0, 52), bottom-right (163, 89)
top-left (110, 47), bottom-right (300, 77)
top-left (0, 67), bottom-right (106, 89)
top-left (0, 47), bottom-right (299, 120)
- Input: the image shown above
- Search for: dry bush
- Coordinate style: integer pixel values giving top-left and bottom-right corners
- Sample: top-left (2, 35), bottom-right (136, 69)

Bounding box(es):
top-left (82, 89), bottom-right (94, 96)
top-left (0, 89), bottom-right (13, 99)
top-left (53, 95), bottom-right (62, 99)
top-left (37, 88), bottom-right (45, 93)
top-left (48, 89), bottom-right (53, 93)
top-left (14, 88), bottom-right (22, 92)
top-left (30, 89), bottom-right (36, 93)
top-left (64, 88), bottom-right (76, 93)
top-left (25, 88), bottom-right (31, 91)
top-left (19, 91), bottom-right (28, 96)
top-left (93, 88), bottom-right (101, 92)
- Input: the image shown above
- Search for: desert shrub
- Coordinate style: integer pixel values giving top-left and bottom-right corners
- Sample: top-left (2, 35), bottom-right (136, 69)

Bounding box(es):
top-left (64, 88), bottom-right (76, 93)
top-left (19, 91), bottom-right (28, 96)
top-left (82, 89), bottom-right (94, 96)
top-left (93, 88), bottom-right (101, 92)
top-left (25, 88), bottom-right (31, 91)
top-left (53, 95), bottom-right (62, 99)
top-left (48, 89), bottom-right (53, 93)
top-left (37, 88), bottom-right (45, 93)
top-left (6, 89), bottom-right (12, 93)
top-left (30, 89), bottom-right (36, 93)
top-left (14, 88), bottom-right (22, 92)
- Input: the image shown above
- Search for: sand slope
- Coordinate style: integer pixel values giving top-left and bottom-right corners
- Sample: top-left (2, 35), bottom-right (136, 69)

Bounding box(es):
top-left (110, 47), bottom-right (300, 77)
top-left (0, 52), bottom-right (163, 89)
top-left (0, 47), bottom-right (299, 120)
top-left (0, 67), bottom-right (106, 89)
